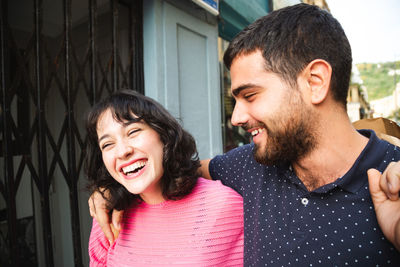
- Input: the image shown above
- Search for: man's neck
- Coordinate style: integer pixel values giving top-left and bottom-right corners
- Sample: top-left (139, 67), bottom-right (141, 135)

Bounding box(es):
top-left (292, 122), bottom-right (369, 191)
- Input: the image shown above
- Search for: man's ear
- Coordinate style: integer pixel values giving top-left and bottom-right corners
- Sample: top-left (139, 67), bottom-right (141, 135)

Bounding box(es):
top-left (302, 59), bottom-right (332, 105)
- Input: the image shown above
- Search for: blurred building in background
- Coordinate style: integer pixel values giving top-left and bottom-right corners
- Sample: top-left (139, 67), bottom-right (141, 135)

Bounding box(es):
top-left (347, 65), bottom-right (372, 122)
top-left (370, 82), bottom-right (400, 118)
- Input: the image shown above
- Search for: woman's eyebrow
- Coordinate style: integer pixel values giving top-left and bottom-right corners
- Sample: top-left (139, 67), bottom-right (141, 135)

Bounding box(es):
top-left (98, 134), bottom-right (110, 143)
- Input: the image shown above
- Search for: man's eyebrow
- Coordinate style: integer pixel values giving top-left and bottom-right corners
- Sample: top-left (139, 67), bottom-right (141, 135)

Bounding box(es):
top-left (231, 83), bottom-right (257, 97)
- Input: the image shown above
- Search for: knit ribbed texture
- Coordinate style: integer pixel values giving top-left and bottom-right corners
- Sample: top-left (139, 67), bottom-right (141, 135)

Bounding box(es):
top-left (89, 178), bottom-right (244, 266)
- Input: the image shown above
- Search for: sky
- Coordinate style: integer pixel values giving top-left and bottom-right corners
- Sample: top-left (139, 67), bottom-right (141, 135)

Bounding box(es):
top-left (326, 0), bottom-right (400, 64)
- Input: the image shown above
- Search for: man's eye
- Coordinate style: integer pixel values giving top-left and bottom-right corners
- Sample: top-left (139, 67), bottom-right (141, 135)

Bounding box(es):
top-left (244, 93), bottom-right (255, 99)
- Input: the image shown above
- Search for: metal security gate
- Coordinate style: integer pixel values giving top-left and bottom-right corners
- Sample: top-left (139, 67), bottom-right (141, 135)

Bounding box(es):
top-left (0, 0), bottom-right (143, 266)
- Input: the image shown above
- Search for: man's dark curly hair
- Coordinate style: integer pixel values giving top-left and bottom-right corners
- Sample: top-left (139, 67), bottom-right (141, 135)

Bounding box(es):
top-left (223, 3), bottom-right (352, 108)
top-left (85, 90), bottom-right (200, 210)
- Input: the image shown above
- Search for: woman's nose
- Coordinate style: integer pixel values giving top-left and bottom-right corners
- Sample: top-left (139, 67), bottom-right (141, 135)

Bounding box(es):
top-left (116, 140), bottom-right (134, 159)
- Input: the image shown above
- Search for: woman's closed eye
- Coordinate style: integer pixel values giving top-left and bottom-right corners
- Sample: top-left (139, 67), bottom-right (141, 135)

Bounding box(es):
top-left (128, 128), bottom-right (141, 136)
top-left (100, 141), bottom-right (113, 150)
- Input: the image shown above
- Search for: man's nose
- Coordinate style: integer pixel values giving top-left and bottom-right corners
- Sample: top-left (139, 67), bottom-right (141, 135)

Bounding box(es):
top-left (231, 101), bottom-right (249, 127)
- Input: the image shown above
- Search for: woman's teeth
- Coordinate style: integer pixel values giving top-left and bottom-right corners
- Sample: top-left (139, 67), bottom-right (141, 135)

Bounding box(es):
top-left (122, 160), bottom-right (146, 175)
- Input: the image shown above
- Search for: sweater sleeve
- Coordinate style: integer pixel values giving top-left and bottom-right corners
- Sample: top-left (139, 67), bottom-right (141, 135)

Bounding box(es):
top-left (88, 218), bottom-right (109, 267)
top-left (209, 181), bottom-right (244, 266)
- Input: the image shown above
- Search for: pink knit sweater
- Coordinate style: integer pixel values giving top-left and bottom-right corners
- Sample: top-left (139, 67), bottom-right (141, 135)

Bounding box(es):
top-left (89, 178), bottom-right (244, 266)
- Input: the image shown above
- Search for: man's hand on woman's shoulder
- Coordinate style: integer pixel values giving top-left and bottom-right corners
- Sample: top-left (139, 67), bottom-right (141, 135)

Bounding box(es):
top-left (88, 189), bottom-right (123, 244)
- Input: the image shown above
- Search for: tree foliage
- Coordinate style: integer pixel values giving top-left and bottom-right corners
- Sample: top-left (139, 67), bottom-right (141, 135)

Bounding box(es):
top-left (357, 61), bottom-right (400, 100)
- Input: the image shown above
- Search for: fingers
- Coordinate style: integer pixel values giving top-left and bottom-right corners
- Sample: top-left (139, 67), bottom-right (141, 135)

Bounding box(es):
top-left (384, 161), bottom-right (400, 200)
top-left (89, 191), bottom-right (110, 220)
top-left (88, 190), bottom-right (115, 244)
top-left (88, 196), bottom-right (95, 218)
top-left (379, 162), bottom-right (393, 199)
top-left (112, 209), bottom-right (124, 231)
top-left (378, 162), bottom-right (400, 201)
top-left (368, 168), bottom-right (382, 195)
top-left (110, 223), bottom-right (120, 240)
top-left (100, 222), bottom-right (115, 245)
top-left (368, 168), bottom-right (387, 208)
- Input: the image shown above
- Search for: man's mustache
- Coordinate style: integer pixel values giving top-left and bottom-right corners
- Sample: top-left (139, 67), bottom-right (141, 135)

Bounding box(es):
top-left (242, 122), bottom-right (268, 132)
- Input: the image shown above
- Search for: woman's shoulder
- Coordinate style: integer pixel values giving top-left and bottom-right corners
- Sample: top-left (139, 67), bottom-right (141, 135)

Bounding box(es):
top-left (191, 178), bottom-right (243, 203)
top-left (191, 178), bottom-right (243, 226)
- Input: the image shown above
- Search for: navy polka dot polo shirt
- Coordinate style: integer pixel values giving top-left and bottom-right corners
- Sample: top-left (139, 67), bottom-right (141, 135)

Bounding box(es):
top-left (210, 130), bottom-right (400, 266)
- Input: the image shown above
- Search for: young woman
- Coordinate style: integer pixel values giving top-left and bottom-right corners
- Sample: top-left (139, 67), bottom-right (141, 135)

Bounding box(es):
top-left (85, 90), bottom-right (243, 266)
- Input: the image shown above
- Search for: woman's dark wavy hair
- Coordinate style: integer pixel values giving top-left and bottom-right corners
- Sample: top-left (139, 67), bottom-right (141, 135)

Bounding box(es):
top-left (85, 90), bottom-right (200, 210)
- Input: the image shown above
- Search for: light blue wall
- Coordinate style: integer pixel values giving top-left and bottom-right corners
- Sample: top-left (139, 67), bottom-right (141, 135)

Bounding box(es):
top-left (143, 0), bottom-right (223, 159)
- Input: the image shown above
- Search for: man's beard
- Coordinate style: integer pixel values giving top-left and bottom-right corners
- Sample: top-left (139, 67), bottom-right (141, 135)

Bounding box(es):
top-left (250, 94), bottom-right (318, 166)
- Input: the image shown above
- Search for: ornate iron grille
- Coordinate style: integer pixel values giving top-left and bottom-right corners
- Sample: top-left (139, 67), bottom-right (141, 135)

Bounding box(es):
top-left (0, 0), bottom-right (143, 266)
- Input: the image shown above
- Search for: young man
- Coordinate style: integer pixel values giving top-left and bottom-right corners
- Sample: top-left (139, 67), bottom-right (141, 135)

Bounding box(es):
top-left (89, 4), bottom-right (400, 265)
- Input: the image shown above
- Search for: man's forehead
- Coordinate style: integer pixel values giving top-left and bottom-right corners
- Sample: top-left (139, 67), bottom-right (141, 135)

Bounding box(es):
top-left (230, 50), bottom-right (263, 66)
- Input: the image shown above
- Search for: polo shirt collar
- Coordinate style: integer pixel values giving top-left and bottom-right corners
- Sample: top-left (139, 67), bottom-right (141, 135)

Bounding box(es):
top-left (281, 129), bottom-right (390, 194)
top-left (335, 129), bottom-right (390, 194)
